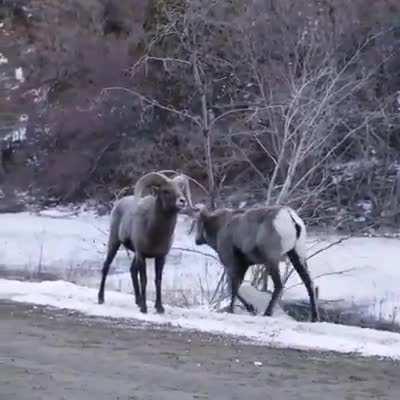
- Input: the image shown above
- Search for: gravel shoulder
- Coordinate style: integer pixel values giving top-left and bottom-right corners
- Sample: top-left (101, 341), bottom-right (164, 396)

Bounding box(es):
top-left (0, 300), bottom-right (399, 400)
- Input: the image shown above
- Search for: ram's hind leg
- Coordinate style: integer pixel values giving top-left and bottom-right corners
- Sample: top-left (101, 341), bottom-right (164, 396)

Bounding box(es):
top-left (287, 249), bottom-right (319, 322)
top-left (237, 293), bottom-right (256, 315)
top-left (263, 263), bottom-right (283, 317)
top-left (98, 240), bottom-right (120, 304)
top-left (227, 272), bottom-right (240, 314)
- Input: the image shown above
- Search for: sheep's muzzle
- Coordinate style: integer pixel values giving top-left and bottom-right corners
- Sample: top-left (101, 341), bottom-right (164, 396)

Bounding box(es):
top-left (176, 196), bottom-right (186, 210)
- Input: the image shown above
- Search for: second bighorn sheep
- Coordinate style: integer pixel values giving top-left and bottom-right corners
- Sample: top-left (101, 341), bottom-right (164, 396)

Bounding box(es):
top-left (98, 171), bottom-right (193, 314)
top-left (194, 205), bottom-right (319, 322)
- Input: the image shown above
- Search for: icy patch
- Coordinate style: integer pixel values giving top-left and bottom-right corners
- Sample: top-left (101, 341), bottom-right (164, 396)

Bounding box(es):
top-left (1, 279), bottom-right (400, 360)
top-left (38, 209), bottom-right (78, 218)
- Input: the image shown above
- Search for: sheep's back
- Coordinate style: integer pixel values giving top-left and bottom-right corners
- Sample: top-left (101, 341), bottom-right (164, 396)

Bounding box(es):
top-left (112, 195), bottom-right (155, 244)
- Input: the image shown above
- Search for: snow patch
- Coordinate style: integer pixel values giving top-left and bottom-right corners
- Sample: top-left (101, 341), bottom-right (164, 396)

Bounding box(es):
top-left (3, 127), bottom-right (26, 143)
top-left (0, 209), bottom-right (399, 323)
top-left (0, 52), bottom-right (8, 65)
top-left (1, 278), bottom-right (400, 360)
top-left (15, 67), bottom-right (25, 83)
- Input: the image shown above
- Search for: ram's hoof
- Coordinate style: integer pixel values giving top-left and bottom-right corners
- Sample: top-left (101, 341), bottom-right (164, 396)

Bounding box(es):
top-left (155, 305), bottom-right (165, 314)
top-left (216, 305), bottom-right (233, 314)
top-left (311, 313), bottom-right (320, 322)
top-left (140, 305), bottom-right (148, 314)
top-left (247, 304), bottom-right (257, 315)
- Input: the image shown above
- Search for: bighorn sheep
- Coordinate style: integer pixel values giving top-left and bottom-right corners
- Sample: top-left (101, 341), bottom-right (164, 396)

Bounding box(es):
top-left (98, 171), bottom-right (193, 314)
top-left (194, 205), bottom-right (319, 322)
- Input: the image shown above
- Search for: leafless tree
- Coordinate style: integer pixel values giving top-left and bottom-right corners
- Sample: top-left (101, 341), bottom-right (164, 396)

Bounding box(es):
top-left (103, 0), bottom-right (261, 208)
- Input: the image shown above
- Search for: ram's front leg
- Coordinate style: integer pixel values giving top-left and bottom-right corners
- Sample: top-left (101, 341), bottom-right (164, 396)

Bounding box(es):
top-left (263, 263), bottom-right (283, 317)
top-left (226, 262), bottom-right (250, 314)
top-left (137, 255), bottom-right (147, 313)
top-left (154, 256), bottom-right (165, 314)
top-left (129, 256), bottom-right (141, 308)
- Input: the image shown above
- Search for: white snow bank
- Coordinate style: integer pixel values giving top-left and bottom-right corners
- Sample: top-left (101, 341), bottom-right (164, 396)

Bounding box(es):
top-left (0, 211), bottom-right (221, 306)
top-left (0, 211), bottom-right (109, 272)
top-left (285, 236), bottom-right (400, 323)
top-left (1, 278), bottom-right (400, 360)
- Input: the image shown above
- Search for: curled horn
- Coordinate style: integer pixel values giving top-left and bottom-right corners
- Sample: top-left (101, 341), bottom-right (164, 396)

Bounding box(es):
top-left (172, 174), bottom-right (193, 209)
top-left (134, 172), bottom-right (171, 198)
top-left (158, 170), bottom-right (208, 196)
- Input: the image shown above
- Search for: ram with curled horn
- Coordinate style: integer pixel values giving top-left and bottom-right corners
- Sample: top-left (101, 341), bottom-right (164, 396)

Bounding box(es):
top-left (98, 171), bottom-right (193, 313)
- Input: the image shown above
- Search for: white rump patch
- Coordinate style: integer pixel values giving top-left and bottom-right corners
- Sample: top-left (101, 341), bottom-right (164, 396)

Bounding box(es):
top-left (272, 208), bottom-right (297, 254)
top-left (272, 207), bottom-right (307, 258)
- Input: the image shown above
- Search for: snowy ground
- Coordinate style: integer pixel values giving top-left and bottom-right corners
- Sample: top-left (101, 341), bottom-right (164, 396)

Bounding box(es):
top-left (0, 208), bottom-right (400, 358)
top-left (0, 208), bottom-right (399, 316)
top-left (0, 208), bottom-right (222, 306)
top-left (1, 278), bottom-right (400, 360)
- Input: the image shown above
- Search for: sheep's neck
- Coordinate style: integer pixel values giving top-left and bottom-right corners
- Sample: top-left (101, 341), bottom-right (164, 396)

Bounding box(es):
top-left (204, 214), bottom-right (227, 252)
top-left (148, 203), bottom-right (177, 241)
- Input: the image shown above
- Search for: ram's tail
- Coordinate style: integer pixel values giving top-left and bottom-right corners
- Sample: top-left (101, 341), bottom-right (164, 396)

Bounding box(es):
top-left (287, 208), bottom-right (307, 260)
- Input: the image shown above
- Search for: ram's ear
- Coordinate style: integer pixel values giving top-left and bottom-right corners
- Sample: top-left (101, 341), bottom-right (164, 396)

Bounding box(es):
top-left (198, 204), bottom-right (209, 218)
top-left (187, 203), bottom-right (207, 218)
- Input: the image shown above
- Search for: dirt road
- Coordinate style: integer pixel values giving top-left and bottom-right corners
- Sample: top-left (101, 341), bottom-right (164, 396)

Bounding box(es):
top-left (0, 300), bottom-right (399, 400)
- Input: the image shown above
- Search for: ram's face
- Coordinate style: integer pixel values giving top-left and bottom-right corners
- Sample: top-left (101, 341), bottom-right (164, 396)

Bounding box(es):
top-left (157, 183), bottom-right (186, 212)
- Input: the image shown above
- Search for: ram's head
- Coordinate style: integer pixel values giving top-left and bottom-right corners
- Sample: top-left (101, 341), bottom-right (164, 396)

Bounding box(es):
top-left (134, 171), bottom-right (193, 212)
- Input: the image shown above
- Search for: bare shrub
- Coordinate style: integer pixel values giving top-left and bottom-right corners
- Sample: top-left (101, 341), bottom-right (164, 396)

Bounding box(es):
top-left (2, 0), bottom-right (400, 231)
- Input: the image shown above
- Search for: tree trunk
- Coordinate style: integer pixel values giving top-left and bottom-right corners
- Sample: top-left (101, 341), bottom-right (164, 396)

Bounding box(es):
top-left (203, 126), bottom-right (216, 209)
top-left (193, 51), bottom-right (216, 209)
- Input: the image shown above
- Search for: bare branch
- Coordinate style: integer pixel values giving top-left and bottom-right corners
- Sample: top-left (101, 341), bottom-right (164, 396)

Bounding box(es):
top-left (210, 107), bottom-right (257, 128)
top-left (285, 267), bottom-right (364, 291)
top-left (210, 271), bottom-right (227, 304)
top-left (101, 86), bottom-right (201, 126)
top-left (171, 246), bottom-right (221, 263)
